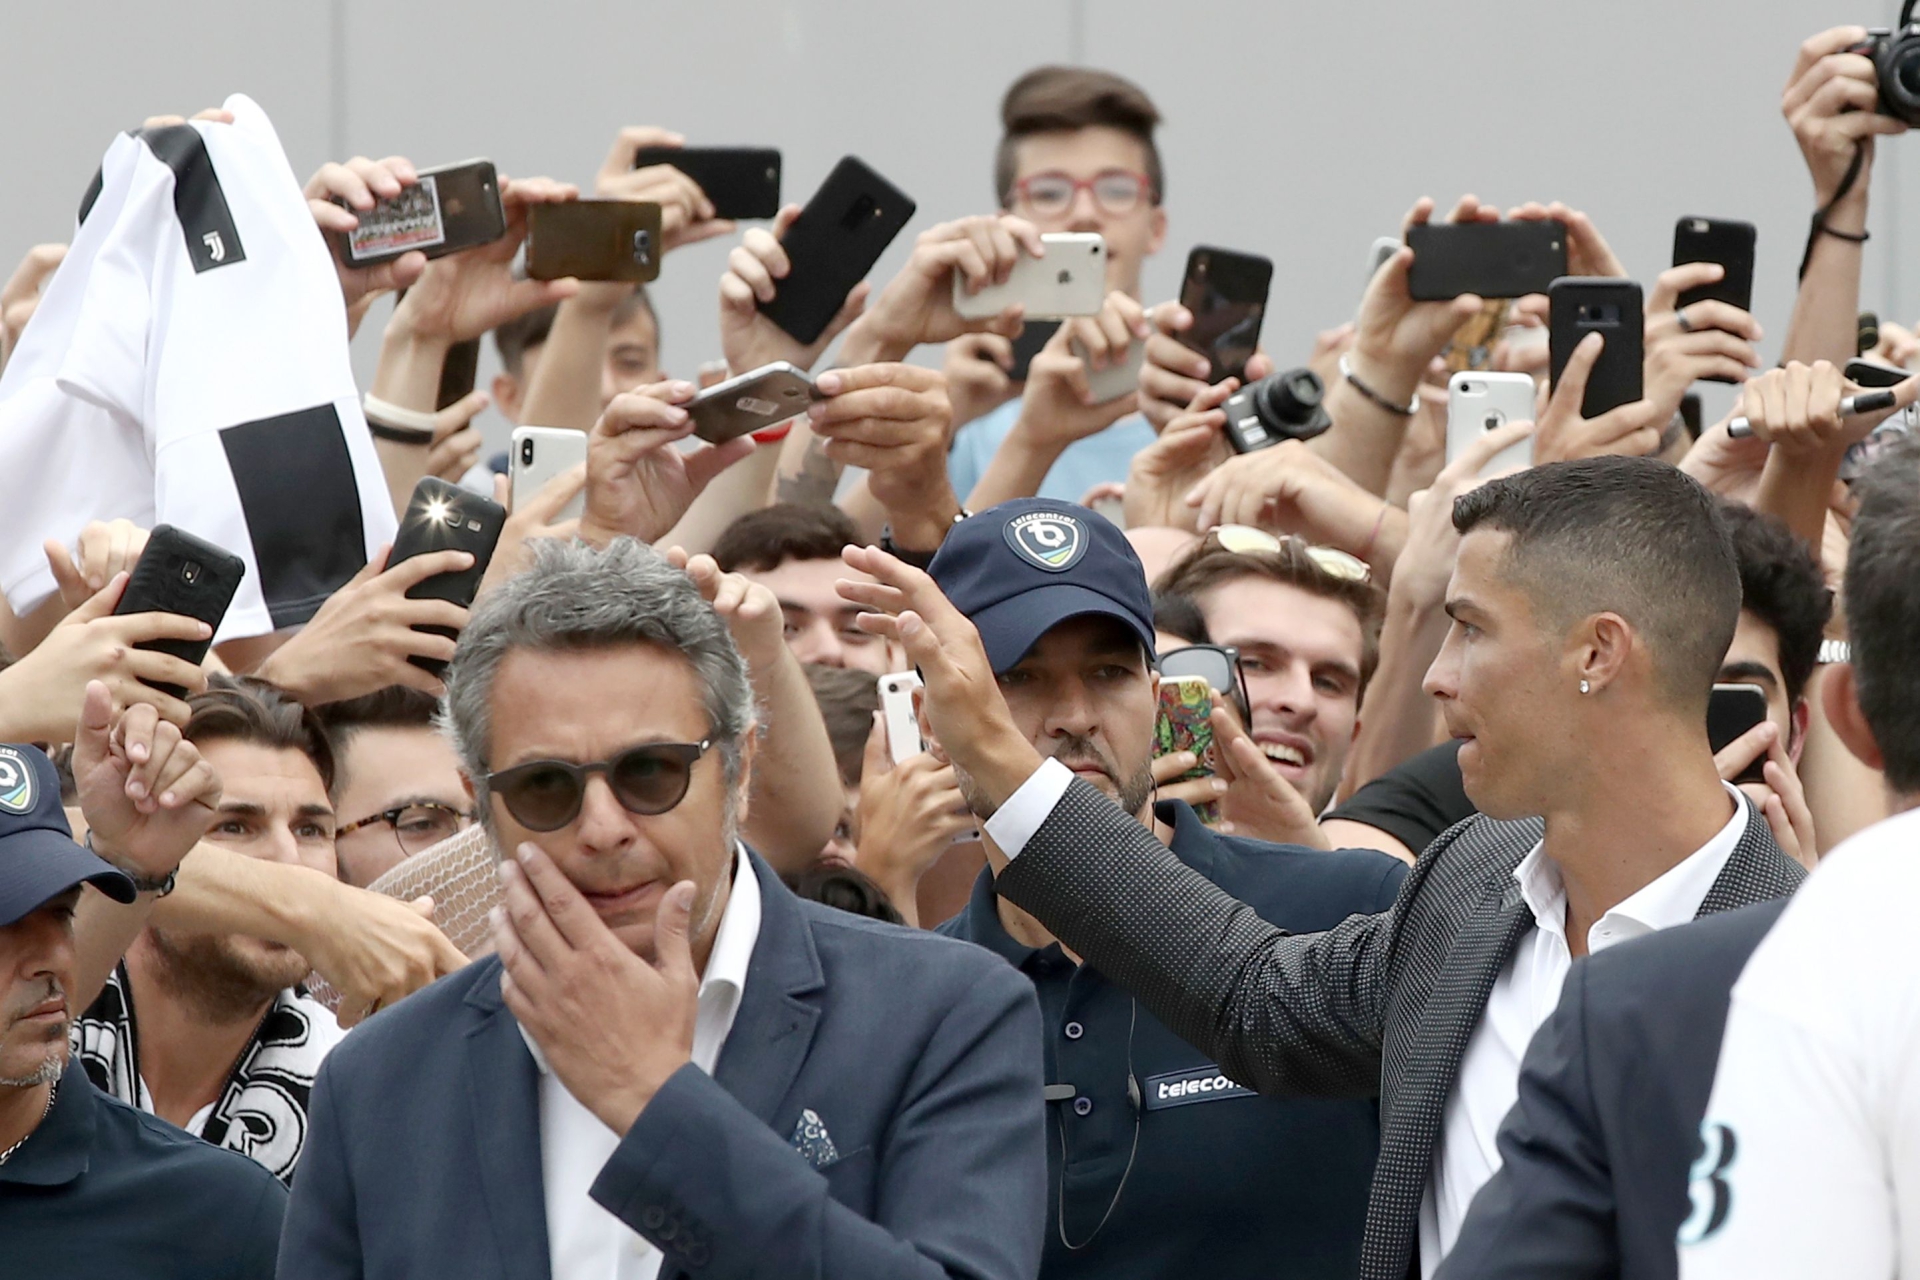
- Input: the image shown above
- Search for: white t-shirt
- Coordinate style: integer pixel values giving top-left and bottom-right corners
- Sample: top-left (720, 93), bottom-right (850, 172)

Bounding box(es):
top-left (0, 93), bottom-right (394, 640)
top-left (1681, 805), bottom-right (1920, 1278)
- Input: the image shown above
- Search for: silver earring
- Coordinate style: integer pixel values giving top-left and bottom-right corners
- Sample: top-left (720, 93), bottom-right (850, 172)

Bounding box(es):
top-left (1579, 679), bottom-right (1591, 695)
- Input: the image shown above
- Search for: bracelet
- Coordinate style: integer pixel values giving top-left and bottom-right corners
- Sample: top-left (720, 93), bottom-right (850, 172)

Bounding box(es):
top-left (366, 420), bottom-right (435, 446)
top-left (880, 508), bottom-right (971, 569)
top-left (1819, 224), bottom-right (1869, 245)
top-left (362, 393), bottom-right (438, 445)
top-left (1362, 500), bottom-right (1390, 561)
top-left (1339, 354), bottom-right (1418, 418)
top-left (86, 832), bottom-right (176, 897)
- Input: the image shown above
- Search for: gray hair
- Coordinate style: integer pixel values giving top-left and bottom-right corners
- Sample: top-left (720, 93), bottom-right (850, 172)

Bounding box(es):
top-left (440, 538), bottom-right (755, 819)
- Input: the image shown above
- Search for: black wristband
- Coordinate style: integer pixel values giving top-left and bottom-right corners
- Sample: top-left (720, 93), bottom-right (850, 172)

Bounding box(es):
top-left (1339, 354), bottom-right (1418, 417)
top-left (86, 833), bottom-right (176, 897)
top-left (879, 509), bottom-right (971, 569)
top-left (366, 419), bottom-right (435, 446)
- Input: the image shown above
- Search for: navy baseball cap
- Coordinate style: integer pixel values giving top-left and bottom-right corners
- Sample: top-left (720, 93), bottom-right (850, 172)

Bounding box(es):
top-left (0, 744), bottom-right (135, 928)
top-left (928, 499), bottom-right (1157, 673)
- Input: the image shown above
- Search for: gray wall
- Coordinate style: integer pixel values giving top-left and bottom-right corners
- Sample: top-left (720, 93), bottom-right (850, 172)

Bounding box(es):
top-left (7, 0), bottom-right (1913, 445)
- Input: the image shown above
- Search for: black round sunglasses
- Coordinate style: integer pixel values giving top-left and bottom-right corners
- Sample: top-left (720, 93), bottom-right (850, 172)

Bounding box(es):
top-left (487, 740), bottom-right (713, 832)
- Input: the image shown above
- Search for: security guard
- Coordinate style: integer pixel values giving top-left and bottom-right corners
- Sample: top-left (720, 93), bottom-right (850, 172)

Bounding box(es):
top-left (932, 501), bottom-right (1406, 1280)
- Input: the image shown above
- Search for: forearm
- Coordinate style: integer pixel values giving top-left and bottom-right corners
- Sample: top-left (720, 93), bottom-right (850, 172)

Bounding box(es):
top-left (73, 884), bottom-right (161, 1011)
top-left (1312, 359), bottom-right (1419, 495)
top-left (965, 424), bottom-right (1062, 510)
top-left (0, 592), bottom-right (68, 662)
top-left (773, 425), bottom-right (844, 509)
top-left (1753, 448), bottom-right (1844, 548)
top-left (1336, 594), bottom-right (1448, 803)
top-left (521, 286), bottom-right (629, 430)
top-left (1779, 194), bottom-right (1867, 368)
top-left (660, 444), bottom-right (781, 554)
top-left (739, 650), bottom-right (843, 875)
top-left (149, 843), bottom-right (331, 954)
top-left (834, 315), bottom-right (911, 367)
top-left (368, 321), bottom-right (452, 516)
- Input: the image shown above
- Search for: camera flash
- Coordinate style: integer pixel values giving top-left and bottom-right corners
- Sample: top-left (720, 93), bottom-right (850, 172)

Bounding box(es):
top-left (424, 498), bottom-right (453, 525)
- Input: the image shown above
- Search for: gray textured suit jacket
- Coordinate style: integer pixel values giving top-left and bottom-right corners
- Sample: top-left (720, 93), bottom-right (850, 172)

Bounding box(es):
top-left (994, 779), bottom-right (1804, 1280)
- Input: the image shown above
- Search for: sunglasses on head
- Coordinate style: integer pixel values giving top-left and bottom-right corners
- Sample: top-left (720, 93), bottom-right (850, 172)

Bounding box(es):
top-left (487, 740), bottom-right (713, 832)
top-left (1205, 525), bottom-right (1372, 583)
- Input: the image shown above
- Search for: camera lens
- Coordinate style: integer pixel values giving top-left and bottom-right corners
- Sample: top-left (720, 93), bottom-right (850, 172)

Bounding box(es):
top-left (521, 439), bottom-right (535, 465)
top-left (181, 561), bottom-right (202, 585)
top-left (1884, 36), bottom-right (1920, 121)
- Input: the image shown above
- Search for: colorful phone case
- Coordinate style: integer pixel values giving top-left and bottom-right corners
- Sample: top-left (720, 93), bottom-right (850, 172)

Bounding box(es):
top-left (1155, 675), bottom-right (1218, 822)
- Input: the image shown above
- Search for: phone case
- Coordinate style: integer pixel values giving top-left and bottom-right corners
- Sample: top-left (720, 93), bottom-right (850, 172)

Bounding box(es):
top-left (335, 160), bottom-right (505, 265)
top-left (1008, 319), bottom-right (1061, 383)
top-left (1074, 336), bottom-right (1146, 403)
top-left (687, 362), bottom-right (815, 443)
top-left (1446, 372), bottom-right (1537, 477)
top-left (436, 338), bottom-right (481, 410)
top-left (1672, 217), bottom-right (1756, 313)
top-left (1178, 246), bottom-right (1273, 383)
top-left (1707, 683), bottom-right (1770, 784)
top-left (1549, 278), bottom-right (1644, 418)
top-left (509, 427), bottom-right (587, 521)
top-left (1406, 221), bottom-right (1567, 302)
top-left (113, 525), bottom-right (247, 698)
top-left (1846, 358), bottom-right (1911, 388)
top-left (953, 233), bottom-right (1106, 320)
top-left (389, 479), bottom-right (507, 676)
top-left (759, 156), bottom-right (917, 345)
top-left (878, 672), bottom-right (924, 766)
top-left (1154, 675), bottom-right (1218, 822)
top-left (633, 146), bottom-right (781, 220)
top-left (525, 200), bottom-right (662, 282)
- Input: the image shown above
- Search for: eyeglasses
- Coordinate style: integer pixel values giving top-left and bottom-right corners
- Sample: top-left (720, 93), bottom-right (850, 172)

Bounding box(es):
top-left (336, 802), bottom-right (475, 857)
top-left (1158, 644), bottom-right (1253, 726)
top-left (488, 740), bottom-right (713, 832)
top-left (1009, 169), bottom-right (1155, 218)
top-left (1204, 525), bottom-right (1373, 583)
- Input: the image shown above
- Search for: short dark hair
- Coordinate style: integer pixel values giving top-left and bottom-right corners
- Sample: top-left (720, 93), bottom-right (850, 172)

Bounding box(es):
top-left (1844, 434), bottom-right (1920, 792)
top-left (1151, 591), bottom-right (1211, 646)
top-left (1720, 502), bottom-right (1832, 708)
top-left (785, 864), bottom-right (906, 926)
top-left (492, 287), bottom-right (656, 378)
top-left (1452, 457), bottom-right (1741, 709)
top-left (804, 663), bottom-right (880, 787)
top-left (312, 685), bottom-right (443, 791)
top-left (184, 675), bottom-right (337, 795)
top-left (712, 503), bottom-right (861, 574)
top-left (995, 66), bottom-right (1163, 207)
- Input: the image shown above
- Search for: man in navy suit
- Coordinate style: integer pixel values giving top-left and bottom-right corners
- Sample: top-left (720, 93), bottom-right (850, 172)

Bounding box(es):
top-left (279, 536), bottom-right (1046, 1280)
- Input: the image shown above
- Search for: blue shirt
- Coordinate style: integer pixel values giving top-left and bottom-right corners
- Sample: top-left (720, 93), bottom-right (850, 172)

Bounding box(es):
top-left (947, 397), bottom-right (1156, 505)
top-left (940, 800), bottom-right (1408, 1280)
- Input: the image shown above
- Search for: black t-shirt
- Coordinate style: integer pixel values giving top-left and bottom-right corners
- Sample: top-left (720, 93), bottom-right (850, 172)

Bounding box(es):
top-left (1325, 740), bottom-right (1478, 856)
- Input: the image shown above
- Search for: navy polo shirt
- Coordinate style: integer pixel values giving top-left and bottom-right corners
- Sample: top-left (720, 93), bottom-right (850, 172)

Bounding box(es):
top-left (941, 800), bottom-right (1406, 1280)
top-left (0, 1058), bottom-right (285, 1278)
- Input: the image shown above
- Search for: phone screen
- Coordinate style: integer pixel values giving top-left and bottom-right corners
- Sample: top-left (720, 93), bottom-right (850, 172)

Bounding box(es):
top-left (1180, 248), bottom-right (1272, 383)
top-left (343, 162), bottom-right (501, 264)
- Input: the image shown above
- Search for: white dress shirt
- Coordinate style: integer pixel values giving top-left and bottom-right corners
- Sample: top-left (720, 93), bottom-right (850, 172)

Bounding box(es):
top-left (1416, 785), bottom-right (1748, 1276)
top-left (521, 844), bottom-right (762, 1280)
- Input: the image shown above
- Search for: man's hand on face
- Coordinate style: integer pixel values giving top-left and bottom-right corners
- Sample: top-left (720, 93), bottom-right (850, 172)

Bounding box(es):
top-left (1015, 292), bottom-right (1153, 450)
top-left (667, 549), bottom-right (786, 673)
top-left (855, 214), bottom-right (1046, 357)
top-left (718, 204), bottom-right (869, 373)
top-left (302, 886), bottom-right (467, 1028)
top-left (73, 681), bottom-right (221, 880)
top-left (391, 176), bottom-right (581, 345)
top-left (941, 332), bottom-right (1020, 431)
top-left (1138, 303), bottom-right (1274, 434)
top-left (1715, 720), bottom-right (1818, 870)
top-left (577, 382), bottom-right (756, 547)
top-left (597, 127), bottom-right (735, 251)
top-left (1784, 27), bottom-right (1907, 207)
top-left (494, 843), bottom-right (698, 1135)
top-left (306, 155), bottom-right (430, 316)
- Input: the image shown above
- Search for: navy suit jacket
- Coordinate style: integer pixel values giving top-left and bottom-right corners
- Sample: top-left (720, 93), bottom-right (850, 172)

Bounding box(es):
top-left (279, 852), bottom-right (1047, 1280)
top-left (1436, 897), bottom-right (1790, 1280)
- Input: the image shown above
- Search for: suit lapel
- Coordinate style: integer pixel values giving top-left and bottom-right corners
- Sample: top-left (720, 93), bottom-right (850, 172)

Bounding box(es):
top-left (1696, 797), bottom-right (1805, 917)
top-left (462, 959), bottom-right (552, 1280)
top-left (711, 853), bottom-right (826, 1131)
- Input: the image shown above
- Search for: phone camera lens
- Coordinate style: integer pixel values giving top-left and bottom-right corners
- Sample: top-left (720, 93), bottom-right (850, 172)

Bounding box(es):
top-left (181, 562), bottom-right (202, 585)
top-left (521, 440), bottom-right (535, 465)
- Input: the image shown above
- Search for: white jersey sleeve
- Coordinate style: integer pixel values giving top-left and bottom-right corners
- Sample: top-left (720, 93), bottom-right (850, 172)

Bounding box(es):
top-left (1680, 807), bottom-right (1920, 1280)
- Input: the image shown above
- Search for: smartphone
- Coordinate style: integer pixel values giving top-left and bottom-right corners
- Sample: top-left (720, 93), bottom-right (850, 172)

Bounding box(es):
top-left (1367, 235), bottom-right (1401, 282)
top-left (632, 146), bottom-right (781, 220)
top-left (509, 426), bottom-right (587, 520)
top-left (1406, 221), bottom-right (1567, 302)
top-left (1549, 278), bottom-right (1644, 418)
top-left (1074, 337), bottom-right (1147, 403)
top-left (1178, 246), bottom-right (1272, 384)
top-left (1839, 359), bottom-right (1916, 483)
top-left (1155, 674), bottom-right (1219, 823)
top-left (525, 200), bottom-right (661, 282)
top-left (878, 671), bottom-right (925, 765)
top-left (1707, 683), bottom-right (1771, 785)
top-left (112, 525), bottom-right (246, 698)
top-left (1444, 298), bottom-right (1512, 374)
top-left (687, 361), bottom-right (814, 443)
top-left (436, 338), bottom-right (480, 410)
top-left (1845, 357), bottom-right (1910, 388)
top-left (333, 159), bottom-right (505, 266)
top-left (1007, 319), bottom-right (1061, 383)
top-left (388, 478), bottom-right (507, 676)
top-left (758, 156), bottom-right (917, 345)
top-left (1446, 372), bottom-right (1537, 477)
top-left (953, 233), bottom-right (1106, 320)
top-left (1672, 217), bottom-right (1757, 313)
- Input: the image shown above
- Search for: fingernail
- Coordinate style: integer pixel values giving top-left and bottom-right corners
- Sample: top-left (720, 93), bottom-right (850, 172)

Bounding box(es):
top-left (517, 843), bottom-right (536, 863)
top-left (672, 381), bottom-right (695, 398)
top-left (816, 371), bottom-right (842, 395)
top-left (160, 792), bottom-right (176, 807)
top-left (1210, 778), bottom-right (1231, 794)
top-left (1174, 752), bottom-right (1196, 768)
top-left (127, 780), bottom-right (146, 797)
top-left (665, 405), bottom-right (689, 424)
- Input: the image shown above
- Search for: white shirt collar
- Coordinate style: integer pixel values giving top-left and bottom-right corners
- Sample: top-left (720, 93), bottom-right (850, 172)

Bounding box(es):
top-left (522, 841), bottom-right (762, 1077)
top-left (1511, 782), bottom-right (1750, 955)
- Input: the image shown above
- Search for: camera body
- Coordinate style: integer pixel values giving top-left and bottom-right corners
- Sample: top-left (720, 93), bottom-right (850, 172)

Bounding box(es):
top-left (1854, 13), bottom-right (1920, 125)
top-left (1219, 368), bottom-right (1332, 453)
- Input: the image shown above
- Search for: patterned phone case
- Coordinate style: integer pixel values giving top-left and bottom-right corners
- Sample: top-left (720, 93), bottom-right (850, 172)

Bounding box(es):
top-left (1155, 675), bottom-right (1219, 822)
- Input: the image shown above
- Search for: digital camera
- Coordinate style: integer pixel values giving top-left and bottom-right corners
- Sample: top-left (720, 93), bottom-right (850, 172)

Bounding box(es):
top-left (1853, 4), bottom-right (1920, 126)
top-left (1219, 368), bottom-right (1332, 453)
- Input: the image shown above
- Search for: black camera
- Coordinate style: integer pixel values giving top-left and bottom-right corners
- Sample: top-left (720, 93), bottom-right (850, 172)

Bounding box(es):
top-left (1855, 4), bottom-right (1920, 125)
top-left (1219, 368), bottom-right (1332, 453)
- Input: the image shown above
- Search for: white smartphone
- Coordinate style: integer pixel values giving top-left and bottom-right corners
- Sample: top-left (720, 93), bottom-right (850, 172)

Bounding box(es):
top-left (1074, 337), bottom-right (1147, 404)
top-left (1446, 372), bottom-right (1537, 477)
top-left (509, 426), bottom-right (587, 519)
top-left (876, 671), bottom-right (978, 842)
top-left (954, 232), bottom-right (1106, 320)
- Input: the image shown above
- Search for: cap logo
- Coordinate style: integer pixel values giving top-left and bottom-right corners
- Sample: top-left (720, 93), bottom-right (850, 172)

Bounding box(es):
top-left (0, 748), bottom-right (34, 814)
top-left (1004, 512), bottom-right (1087, 573)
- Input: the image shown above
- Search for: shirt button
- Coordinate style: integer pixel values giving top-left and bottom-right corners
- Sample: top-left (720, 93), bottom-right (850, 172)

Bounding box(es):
top-left (1073, 1096), bottom-right (1094, 1116)
top-left (641, 1205), bottom-right (666, 1230)
top-left (1064, 1021), bottom-right (1085, 1040)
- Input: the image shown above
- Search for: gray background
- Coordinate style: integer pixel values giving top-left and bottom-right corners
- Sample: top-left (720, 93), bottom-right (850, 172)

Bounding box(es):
top-left (6, 0), bottom-right (1914, 447)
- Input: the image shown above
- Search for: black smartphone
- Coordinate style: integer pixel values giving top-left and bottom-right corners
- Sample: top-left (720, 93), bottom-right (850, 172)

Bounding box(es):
top-left (1672, 217), bottom-right (1757, 314)
top-left (436, 338), bottom-right (480, 411)
top-left (1845, 357), bottom-right (1910, 389)
top-left (525, 200), bottom-right (662, 282)
top-left (112, 525), bottom-right (247, 699)
top-left (1549, 278), bottom-right (1644, 418)
top-left (1007, 319), bottom-right (1061, 383)
top-left (1178, 246), bottom-right (1273, 384)
top-left (1707, 683), bottom-right (1771, 785)
top-left (332, 159), bottom-right (506, 267)
top-left (758, 156), bottom-right (917, 345)
top-left (388, 479), bottom-right (507, 676)
top-left (632, 146), bottom-right (781, 220)
top-left (1406, 221), bottom-right (1567, 302)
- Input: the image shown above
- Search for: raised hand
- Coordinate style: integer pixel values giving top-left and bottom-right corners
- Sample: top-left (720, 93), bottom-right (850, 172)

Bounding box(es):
top-left (577, 383), bottom-right (756, 547)
top-left (719, 205), bottom-right (869, 373)
top-left (72, 681), bottom-right (221, 882)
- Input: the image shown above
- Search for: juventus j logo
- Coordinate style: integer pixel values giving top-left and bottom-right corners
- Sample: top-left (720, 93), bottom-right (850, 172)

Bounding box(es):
top-left (202, 231), bottom-right (226, 262)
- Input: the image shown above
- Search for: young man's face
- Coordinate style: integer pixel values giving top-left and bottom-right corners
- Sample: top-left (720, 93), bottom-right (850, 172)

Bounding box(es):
top-left (1006, 126), bottom-right (1167, 298)
top-left (1720, 609), bottom-right (1805, 760)
top-left (491, 305), bottom-right (664, 425)
top-left (1194, 576), bottom-right (1366, 813)
top-left (332, 726), bottom-right (473, 888)
top-left (745, 558), bottom-right (898, 676)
